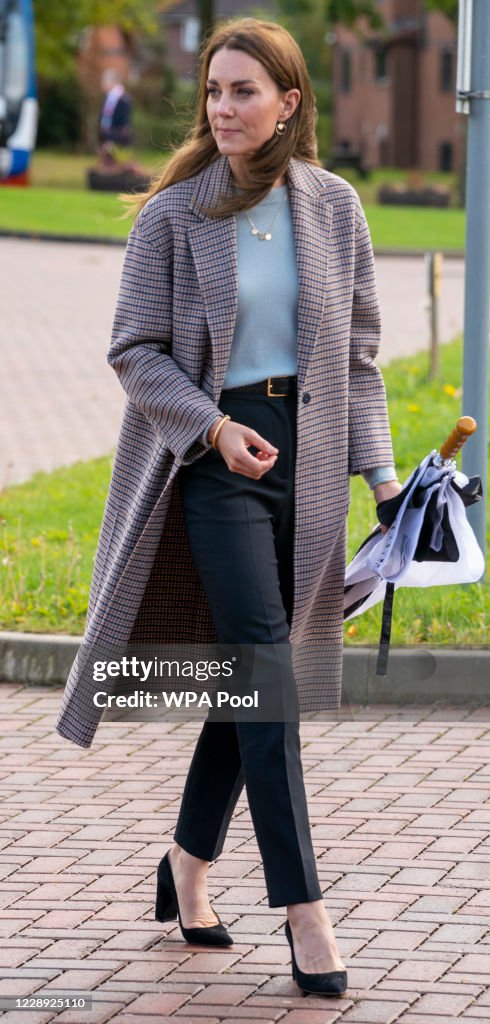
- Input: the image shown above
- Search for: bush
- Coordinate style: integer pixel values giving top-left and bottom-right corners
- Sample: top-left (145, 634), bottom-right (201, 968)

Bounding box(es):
top-left (312, 79), bottom-right (331, 162)
top-left (37, 76), bottom-right (84, 149)
top-left (132, 80), bottom-right (197, 153)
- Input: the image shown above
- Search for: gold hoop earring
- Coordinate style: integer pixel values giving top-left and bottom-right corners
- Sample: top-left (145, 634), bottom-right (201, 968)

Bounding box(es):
top-left (275, 121), bottom-right (287, 135)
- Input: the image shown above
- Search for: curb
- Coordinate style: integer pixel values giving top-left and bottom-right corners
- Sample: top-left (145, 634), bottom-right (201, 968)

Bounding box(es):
top-left (0, 632), bottom-right (487, 704)
top-left (0, 229), bottom-right (126, 247)
top-left (0, 230), bottom-right (465, 259)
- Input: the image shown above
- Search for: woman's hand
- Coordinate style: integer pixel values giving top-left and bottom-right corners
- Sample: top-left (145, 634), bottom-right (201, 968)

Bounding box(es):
top-left (373, 478), bottom-right (403, 534)
top-left (207, 419), bottom-right (279, 479)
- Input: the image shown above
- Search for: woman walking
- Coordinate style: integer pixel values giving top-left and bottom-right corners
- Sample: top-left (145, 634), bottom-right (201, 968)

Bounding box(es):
top-left (56, 17), bottom-right (401, 997)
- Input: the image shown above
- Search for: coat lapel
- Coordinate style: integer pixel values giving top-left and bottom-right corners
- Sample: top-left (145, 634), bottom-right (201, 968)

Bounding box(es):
top-left (187, 157), bottom-right (238, 397)
top-left (186, 154), bottom-right (333, 394)
top-left (287, 158), bottom-right (333, 384)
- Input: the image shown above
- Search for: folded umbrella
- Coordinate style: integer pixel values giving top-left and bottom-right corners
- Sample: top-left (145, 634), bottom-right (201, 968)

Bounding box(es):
top-left (344, 416), bottom-right (485, 674)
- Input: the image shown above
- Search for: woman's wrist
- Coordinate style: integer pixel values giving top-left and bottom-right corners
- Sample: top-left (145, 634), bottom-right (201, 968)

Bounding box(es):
top-left (208, 415), bottom-right (231, 449)
top-left (207, 417), bottom-right (224, 446)
top-left (373, 479), bottom-right (402, 504)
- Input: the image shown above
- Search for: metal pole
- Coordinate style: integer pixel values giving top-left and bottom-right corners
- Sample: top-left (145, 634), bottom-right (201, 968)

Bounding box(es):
top-left (426, 252), bottom-right (442, 381)
top-left (458, 0), bottom-right (490, 565)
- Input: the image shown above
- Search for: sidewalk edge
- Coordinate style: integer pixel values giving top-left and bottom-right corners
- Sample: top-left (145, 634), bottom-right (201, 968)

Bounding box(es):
top-left (0, 230), bottom-right (465, 258)
top-left (0, 632), bottom-right (487, 703)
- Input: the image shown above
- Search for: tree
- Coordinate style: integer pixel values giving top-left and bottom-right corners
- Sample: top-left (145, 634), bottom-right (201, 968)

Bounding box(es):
top-left (325, 0), bottom-right (383, 29)
top-left (33, 0), bottom-right (159, 80)
top-left (425, 0), bottom-right (457, 23)
top-left (325, 0), bottom-right (458, 27)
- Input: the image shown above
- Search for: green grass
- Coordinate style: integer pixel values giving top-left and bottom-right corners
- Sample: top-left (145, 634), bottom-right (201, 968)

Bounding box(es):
top-left (363, 204), bottom-right (465, 252)
top-left (334, 165), bottom-right (459, 207)
top-left (0, 187), bottom-right (132, 239)
top-left (29, 151), bottom-right (458, 206)
top-left (0, 458), bottom-right (111, 633)
top-left (0, 151), bottom-right (465, 250)
top-left (30, 148), bottom-right (168, 190)
top-left (0, 186), bottom-right (465, 251)
top-left (0, 338), bottom-right (487, 641)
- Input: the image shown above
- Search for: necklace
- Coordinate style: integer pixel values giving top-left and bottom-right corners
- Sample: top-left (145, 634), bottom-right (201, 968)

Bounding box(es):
top-left (243, 194), bottom-right (288, 241)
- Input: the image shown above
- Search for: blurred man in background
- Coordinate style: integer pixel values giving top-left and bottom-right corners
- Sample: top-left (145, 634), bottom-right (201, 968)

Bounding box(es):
top-left (99, 68), bottom-right (132, 151)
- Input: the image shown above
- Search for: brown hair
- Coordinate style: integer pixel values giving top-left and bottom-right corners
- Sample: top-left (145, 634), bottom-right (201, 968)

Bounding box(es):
top-left (125, 17), bottom-right (321, 220)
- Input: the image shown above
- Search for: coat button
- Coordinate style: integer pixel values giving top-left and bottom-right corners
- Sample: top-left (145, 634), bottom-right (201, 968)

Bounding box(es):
top-left (302, 392), bottom-right (311, 404)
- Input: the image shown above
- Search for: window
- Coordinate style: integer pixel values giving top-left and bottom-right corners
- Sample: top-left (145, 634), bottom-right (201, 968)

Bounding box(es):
top-left (374, 47), bottom-right (388, 82)
top-left (341, 50), bottom-right (352, 93)
top-left (181, 17), bottom-right (200, 54)
top-left (439, 142), bottom-right (453, 172)
top-left (440, 50), bottom-right (453, 92)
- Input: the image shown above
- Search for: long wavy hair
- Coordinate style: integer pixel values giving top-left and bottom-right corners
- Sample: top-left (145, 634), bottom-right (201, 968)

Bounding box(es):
top-left (125, 17), bottom-right (321, 220)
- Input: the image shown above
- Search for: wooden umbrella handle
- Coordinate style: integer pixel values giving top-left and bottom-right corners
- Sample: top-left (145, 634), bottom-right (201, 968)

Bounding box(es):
top-left (439, 416), bottom-right (477, 459)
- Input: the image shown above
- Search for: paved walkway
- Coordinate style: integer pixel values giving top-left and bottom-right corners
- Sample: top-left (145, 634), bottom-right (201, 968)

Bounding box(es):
top-left (0, 690), bottom-right (489, 1023)
top-left (1, 237), bottom-right (465, 488)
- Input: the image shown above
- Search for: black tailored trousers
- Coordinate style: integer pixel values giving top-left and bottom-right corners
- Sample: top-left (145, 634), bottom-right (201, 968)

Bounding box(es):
top-left (174, 389), bottom-right (323, 908)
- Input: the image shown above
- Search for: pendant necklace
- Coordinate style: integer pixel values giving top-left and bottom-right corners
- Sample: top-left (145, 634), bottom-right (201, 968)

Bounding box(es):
top-left (243, 194), bottom-right (287, 241)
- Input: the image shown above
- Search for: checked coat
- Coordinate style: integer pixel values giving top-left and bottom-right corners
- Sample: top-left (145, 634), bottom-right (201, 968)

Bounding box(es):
top-left (55, 153), bottom-right (394, 748)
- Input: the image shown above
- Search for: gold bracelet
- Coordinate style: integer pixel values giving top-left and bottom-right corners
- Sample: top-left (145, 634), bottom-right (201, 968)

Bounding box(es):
top-left (211, 414), bottom-right (231, 449)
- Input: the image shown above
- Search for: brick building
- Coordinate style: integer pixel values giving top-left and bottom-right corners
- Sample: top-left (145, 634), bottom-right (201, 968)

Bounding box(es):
top-left (77, 26), bottom-right (133, 103)
top-left (332, 0), bottom-right (464, 172)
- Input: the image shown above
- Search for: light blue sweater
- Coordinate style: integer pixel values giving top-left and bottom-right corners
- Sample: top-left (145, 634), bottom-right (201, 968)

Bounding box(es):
top-left (200, 184), bottom-right (396, 489)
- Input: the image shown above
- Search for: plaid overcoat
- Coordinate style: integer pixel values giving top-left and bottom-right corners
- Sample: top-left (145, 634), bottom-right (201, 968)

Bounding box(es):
top-left (55, 154), bottom-right (394, 748)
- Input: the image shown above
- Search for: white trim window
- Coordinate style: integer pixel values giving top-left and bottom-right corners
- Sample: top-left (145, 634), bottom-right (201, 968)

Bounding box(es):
top-left (181, 17), bottom-right (200, 54)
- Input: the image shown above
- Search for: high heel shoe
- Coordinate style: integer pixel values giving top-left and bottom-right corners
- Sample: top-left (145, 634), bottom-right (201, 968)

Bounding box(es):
top-left (284, 919), bottom-right (347, 997)
top-left (155, 851), bottom-right (233, 946)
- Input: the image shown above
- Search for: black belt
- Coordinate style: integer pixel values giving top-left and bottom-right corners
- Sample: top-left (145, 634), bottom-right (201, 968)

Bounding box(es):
top-left (221, 375), bottom-right (297, 398)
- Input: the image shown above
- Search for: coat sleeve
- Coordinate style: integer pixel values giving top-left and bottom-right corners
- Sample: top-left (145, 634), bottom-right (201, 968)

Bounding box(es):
top-left (107, 214), bottom-right (223, 465)
top-left (348, 196), bottom-right (395, 475)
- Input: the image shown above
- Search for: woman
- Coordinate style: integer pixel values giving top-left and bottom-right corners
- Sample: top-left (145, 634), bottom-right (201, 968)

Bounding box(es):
top-left (56, 17), bottom-right (402, 997)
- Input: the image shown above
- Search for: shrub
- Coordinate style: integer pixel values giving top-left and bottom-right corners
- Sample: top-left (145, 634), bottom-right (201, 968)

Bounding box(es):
top-left (37, 76), bottom-right (84, 149)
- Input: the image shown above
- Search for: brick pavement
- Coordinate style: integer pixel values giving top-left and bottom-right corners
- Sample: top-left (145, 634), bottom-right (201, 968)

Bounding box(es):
top-left (0, 686), bottom-right (489, 1022)
top-left (1, 237), bottom-right (464, 487)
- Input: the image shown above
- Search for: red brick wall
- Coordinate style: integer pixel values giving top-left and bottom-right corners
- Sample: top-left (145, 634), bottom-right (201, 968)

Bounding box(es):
top-left (417, 12), bottom-right (463, 172)
top-left (77, 26), bottom-right (131, 101)
top-left (332, 2), bottom-right (462, 172)
top-left (332, 22), bottom-right (391, 168)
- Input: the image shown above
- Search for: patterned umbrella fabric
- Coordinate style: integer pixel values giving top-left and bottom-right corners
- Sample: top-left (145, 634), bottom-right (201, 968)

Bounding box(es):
top-left (344, 417), bottom-right (485, 674)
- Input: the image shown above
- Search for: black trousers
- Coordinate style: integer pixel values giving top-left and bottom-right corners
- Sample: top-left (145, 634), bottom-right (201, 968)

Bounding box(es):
top-left (174, 390), bottom-right (323, 908)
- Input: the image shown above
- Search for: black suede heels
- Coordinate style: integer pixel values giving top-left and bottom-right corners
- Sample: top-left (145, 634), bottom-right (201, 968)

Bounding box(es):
top-left (155, 851), bottom-right (233, 946)
top-left (284, 919), bottom-right (348, 997)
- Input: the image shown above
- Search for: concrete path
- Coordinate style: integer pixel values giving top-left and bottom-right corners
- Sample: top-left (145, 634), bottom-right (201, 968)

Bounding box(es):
top-left (0, 687), bottom-right (488, 1022)
top-left (0, 238), bottom-right (465, 488)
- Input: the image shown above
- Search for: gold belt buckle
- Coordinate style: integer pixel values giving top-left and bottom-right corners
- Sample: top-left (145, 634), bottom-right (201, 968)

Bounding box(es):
top-left (267, 377), bottom-right (288, 398)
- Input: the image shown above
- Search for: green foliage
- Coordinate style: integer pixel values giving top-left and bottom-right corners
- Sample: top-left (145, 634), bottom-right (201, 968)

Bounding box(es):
top-left (276, 0), bottom-right (331, 79)
top-left (323, 0), bottom-right (458, 28)
top-left (325, 0), bottom-right (384, 29)
top-left (0, 341), bottom-right (487, 640)
top-left (425, 0), bottom-right (458, 24)
top-left (32, 0), bottom-right (159, 81)
top-left (132, 79), bottom-right (197, 152)
top-left (0, 457), bottom-right (112, 633)
top-left (37, 76), bottom-right (84, 148)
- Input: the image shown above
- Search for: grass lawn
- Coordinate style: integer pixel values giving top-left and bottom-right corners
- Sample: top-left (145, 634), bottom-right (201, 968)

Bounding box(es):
top-left (363, 204), bottom-right (465, 252)
top-left (0, 150), bottom-right (465, 250)
top-left (0, 187), bottom-right (131, 240)
top-left (0, 186), bottom-right (465, 251)
top-left (29, 148), bottom-right (167, 190)
top-left (0, 338), bottom-right (487, 643)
